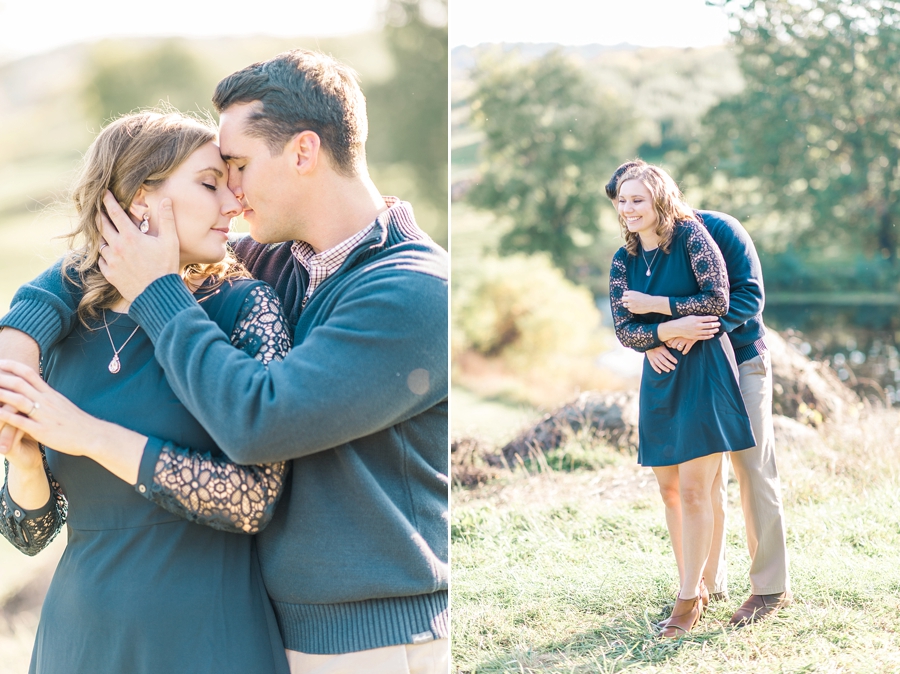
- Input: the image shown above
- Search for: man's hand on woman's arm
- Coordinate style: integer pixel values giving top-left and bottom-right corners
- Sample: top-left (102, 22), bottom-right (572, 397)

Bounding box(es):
top-left (621, 290), bottom-right (671, 315)
top-left (657, 315), bottom-right (720, 342)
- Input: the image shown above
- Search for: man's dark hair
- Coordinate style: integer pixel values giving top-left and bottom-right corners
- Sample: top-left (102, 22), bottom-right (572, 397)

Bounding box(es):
top-left (605, 159), bottom-right (646, 200)
top-left (213, 49), bottom-right (367, 176)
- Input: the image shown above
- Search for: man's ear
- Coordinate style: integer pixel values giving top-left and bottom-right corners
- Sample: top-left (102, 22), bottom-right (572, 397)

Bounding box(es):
top-left (288, 130), bottom-right (321, 175)
top-left (128, 186), bottom-right (150, 223)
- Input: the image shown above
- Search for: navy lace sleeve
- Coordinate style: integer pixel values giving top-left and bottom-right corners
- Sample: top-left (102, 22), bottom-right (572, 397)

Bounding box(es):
top-left (0, 447), bottom-right (68, 556)
top-left (668, 221), bottom-right (730, 318)
top-left (139, 283), bottom-right (292, 534)
top-left (609, 248), bottom-right (663, 352)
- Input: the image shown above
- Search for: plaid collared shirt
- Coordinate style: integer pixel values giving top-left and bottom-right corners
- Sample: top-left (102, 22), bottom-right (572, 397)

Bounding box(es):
top-left (291, 221), bottom-right (377, 307)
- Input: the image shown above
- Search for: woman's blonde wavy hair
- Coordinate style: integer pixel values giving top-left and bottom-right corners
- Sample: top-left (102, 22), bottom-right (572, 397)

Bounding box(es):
top-left (611, 160), bottom-right (698, 256)
top-left (63, 109), bottom-right (250, 326)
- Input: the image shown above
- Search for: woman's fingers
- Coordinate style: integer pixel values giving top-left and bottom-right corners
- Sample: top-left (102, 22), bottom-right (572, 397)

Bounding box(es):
top-left (0, 371), bottom-right (42, 405)
top-left (0, 388), bottom-right (36, 416)
top-left (647, 346), bottom-right (677, 374)
top-left (0, 359), bottom-right (49, 393)
top-left (0, 404), bottom-right (37, 436)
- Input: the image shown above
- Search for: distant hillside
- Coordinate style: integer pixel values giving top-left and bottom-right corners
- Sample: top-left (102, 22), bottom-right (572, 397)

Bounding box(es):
top-left (451, 42), bottom-right (642, 80)
top-left (452, 42), bottom-right (742, 183)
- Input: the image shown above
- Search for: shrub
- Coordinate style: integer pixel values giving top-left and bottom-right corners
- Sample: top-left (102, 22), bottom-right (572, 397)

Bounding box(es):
top-left (453, 253), bottom-right (602, 374)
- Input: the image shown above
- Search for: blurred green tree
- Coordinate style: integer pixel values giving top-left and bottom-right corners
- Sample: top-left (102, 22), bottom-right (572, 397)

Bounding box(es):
top-left (453, 252), bottom-right (602, 373)
top-left (466, 49), bottom-right (633, 274)
top-left (83, 40), bottom-right (213, 124)
top-left (368, 0), bottom-right (448, 207)
top-left (689, 0), bottom-right (900, 262)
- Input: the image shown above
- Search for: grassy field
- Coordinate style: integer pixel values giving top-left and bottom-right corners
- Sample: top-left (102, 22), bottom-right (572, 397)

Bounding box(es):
top-left (452, 399), bottom-right (900, 673)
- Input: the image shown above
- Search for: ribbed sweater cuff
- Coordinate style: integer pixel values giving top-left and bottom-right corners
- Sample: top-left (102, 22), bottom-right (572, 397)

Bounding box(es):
top-left (129, 275), bottom-right (197, 341)
top-left (0, 300), bottom-right (64, 355)
top-left (733, 337), bottom-right (768, 365)
top-left (273, 590), bottom-right (449, 654)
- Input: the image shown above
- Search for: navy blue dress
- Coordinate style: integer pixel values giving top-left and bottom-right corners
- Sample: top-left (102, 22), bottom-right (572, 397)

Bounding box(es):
top-left (22, 280), bottom-right (291, 674)
top-left (609, 220), bottom-right (755, 466)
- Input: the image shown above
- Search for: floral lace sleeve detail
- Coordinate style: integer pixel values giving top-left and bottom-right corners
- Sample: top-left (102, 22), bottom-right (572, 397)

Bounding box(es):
top-left (669, 221), bottom-right (730, 318)
top-left (230, 283), bottom-right (293, 365)
top-left (146, 446), bottom-right (290, 534)
top-left (0, 448), bottom-right (68, 556)
top-left (609, 249), bottom-right (662, 352)
top-left (139, 282), bottom-right (293, 534)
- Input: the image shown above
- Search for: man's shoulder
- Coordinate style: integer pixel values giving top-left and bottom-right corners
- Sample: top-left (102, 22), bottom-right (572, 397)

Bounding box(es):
top-left (368, 238), bottom-right (447, 281)
top-left (231, 235), bottom-right (293, 262)
top-left (696, 210), bottom-right (748, 236)
top-left (365, 199), bottom-right (448, 281)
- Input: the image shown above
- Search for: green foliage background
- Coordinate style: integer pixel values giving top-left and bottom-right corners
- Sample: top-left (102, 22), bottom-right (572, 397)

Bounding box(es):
top-left (0, 1), bottom-right (447, 313)
top-left (454, 0), bottom-right (900, 298)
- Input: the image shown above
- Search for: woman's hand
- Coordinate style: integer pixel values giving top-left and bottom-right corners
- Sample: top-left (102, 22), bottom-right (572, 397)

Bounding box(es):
top-left (646, 345), bottom-right (678, 374)
top-left (1, 421), bottom-right (52, 512)
top-left (0, 360), bottom-right (147, 485)
top-left (622, 290), bottom-right (671, 315)
top-left (0, 417), bottom-right (42, 471)
top-left (0, 360), bottom-right (103, 457)
top-left (666, 337), bottom-right (699, 355)
top-left (657, 316), bottom-right (720, 342)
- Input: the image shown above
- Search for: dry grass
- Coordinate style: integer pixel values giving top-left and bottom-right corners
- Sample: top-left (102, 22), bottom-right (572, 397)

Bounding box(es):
top-left (452, 408), bottom-right (900, 673)
top-left (0, 535), bottom-right (65, 674)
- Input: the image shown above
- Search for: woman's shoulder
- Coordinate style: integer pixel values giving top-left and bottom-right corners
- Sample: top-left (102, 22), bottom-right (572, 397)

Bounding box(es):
top-left (612, 246), bottom-right (630, 263)
top-left (672, 217), bottom-right (711, 248)
top-left (673, 216), bottom-right (704, 237)
top-left (195, 277), bottom-right (275, 332)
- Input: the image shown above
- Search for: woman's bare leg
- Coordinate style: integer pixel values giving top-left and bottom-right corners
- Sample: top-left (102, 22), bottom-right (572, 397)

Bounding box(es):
top-left (652, 465), bottom-right (684, 588)
top-left (677, 453), bottom-right (724, 599)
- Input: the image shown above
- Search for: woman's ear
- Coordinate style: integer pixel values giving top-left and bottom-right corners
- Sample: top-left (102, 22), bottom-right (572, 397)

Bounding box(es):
top-left (128, 186), bottom-right (150, 223)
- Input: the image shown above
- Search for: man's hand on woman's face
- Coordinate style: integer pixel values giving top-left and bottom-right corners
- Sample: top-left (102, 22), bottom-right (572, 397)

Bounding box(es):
top-left (97, 191), bottom-right (181, 302)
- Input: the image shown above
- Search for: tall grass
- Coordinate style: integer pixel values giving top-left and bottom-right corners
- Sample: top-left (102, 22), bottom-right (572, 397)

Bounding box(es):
top-left (452, 409), bottom-right (900, 673)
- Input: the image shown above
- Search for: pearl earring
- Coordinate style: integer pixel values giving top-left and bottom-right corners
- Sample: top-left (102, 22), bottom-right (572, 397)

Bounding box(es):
top-left (139, 213), bottom-right (150, 233)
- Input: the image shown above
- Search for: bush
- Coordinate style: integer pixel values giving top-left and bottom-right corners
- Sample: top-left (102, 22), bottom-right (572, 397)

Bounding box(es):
top-left (453, 253), bottom-right (602, 374)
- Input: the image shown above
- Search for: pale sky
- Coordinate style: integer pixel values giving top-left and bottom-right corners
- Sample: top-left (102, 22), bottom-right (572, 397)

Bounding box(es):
top-left (0, 0), bottom-right (384, 61)
top-left (450, 0), bottom-right (733, 48)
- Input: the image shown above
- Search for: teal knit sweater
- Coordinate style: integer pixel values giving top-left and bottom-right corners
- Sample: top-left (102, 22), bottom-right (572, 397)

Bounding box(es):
top-left (0, 199), bottom-right (449, 654)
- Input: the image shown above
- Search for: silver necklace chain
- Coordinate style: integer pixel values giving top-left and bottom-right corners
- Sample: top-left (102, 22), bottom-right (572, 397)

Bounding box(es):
top-left (641, 246), bottom-right (660, 276)
top-left (102, 310), bottom-right (141, 374)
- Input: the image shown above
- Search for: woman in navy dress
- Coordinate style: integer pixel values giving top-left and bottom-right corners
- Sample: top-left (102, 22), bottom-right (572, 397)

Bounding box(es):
top-left (607, 162), bottom-right (755, 637)
top-left (0, 111), bottom-right (292, 673)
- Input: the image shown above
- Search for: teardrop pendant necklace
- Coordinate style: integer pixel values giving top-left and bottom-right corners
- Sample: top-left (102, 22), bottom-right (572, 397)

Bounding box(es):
top-left (641, 246), bottom-right (660, 276)
top-left (102, 310), bottom-right (141, 374)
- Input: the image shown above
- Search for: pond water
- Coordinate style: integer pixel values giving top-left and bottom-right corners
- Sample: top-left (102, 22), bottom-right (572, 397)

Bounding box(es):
top-left (764, 303), bottom-right (900, 406)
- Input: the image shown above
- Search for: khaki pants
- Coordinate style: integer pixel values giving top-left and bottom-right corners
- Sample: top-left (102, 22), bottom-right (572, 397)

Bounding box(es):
top-left (285, 638), bottom-right (448, 674)
top-left (705, 351), bottom-right (790, 596)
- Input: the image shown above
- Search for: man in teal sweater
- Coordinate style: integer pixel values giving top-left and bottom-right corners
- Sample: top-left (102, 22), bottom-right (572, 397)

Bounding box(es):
top-left (0, 50), bottom-right (448, 673)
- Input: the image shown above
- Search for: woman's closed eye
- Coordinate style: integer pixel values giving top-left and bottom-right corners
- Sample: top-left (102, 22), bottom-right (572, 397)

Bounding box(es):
top-left (203, 183), bottom-right (217, 192)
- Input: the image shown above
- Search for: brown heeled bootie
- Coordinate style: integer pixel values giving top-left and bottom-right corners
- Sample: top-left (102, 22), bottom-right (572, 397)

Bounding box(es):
top-left (660, 594), bottom-right (702, 638)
